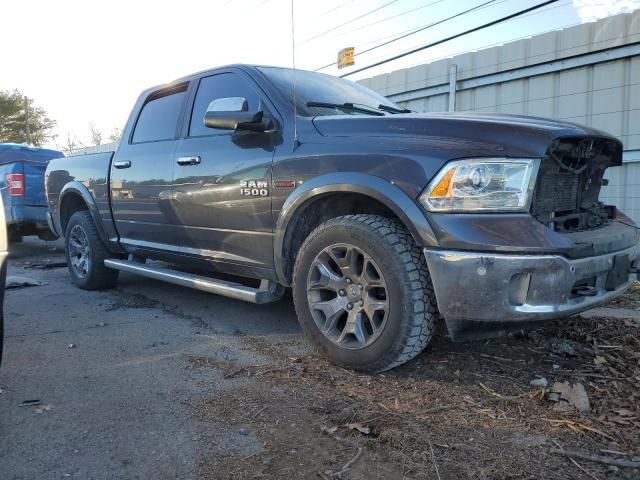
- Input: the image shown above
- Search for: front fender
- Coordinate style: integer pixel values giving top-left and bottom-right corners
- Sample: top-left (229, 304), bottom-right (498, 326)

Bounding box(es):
top-left (274, 172), bottom-right (439, 284)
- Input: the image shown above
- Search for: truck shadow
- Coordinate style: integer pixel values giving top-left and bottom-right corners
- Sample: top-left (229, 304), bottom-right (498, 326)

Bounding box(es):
top-left (113, 271), bottom-right (301, 337)
top-left (7, 237), bottom-right (64, 260)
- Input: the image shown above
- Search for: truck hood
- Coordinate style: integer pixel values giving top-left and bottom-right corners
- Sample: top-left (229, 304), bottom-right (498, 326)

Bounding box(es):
top-left (312, 112), bottom-right (619, 158)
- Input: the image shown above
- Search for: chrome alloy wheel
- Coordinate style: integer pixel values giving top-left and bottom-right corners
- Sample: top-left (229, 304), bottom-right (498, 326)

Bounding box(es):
top-left (306, 243), bottom-right (389, 349)
top-left (68, 224), bottom-right (91, 278)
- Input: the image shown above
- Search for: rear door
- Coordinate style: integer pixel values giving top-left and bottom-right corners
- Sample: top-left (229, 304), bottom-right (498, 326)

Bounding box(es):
top-left (172, 71), bottom-right (278, 269)
top-left (110, 84), bottom-right (188, 251)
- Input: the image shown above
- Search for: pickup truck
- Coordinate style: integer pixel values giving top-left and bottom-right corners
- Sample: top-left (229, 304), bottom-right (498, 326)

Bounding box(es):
top-left (45, 65), bottom-right (639, 372)
top-left (0, 193), bottom-right (8, 366)
top-left (0, 143), bottom-right (64, 242)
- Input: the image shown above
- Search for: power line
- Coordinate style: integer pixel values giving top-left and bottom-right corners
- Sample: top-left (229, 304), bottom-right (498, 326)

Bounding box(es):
top-left (299, 0), bottom-right (401, 46)
top-left (340, 0), bottom-right (559, 78)
top-left (320, 0), bottom-right (448, 42)
top-left (350, 0), bottom-right (509, 51)
top-left (352, 0), bottom-right (573, 82)
top-left (315, 0), bottom-right (497, 71)
top-left (317, 0), bottom-right (358, 18)
top-left (387, 0), bottom-right (572, 75)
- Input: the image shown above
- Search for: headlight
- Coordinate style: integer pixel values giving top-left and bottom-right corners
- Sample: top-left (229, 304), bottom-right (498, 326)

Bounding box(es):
top-left (418, 158), bottom-right (539, 212)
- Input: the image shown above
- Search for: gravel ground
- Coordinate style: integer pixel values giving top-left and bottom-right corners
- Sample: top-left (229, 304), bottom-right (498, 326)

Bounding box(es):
top-left (0, 238), bottom-right (304, 479)
top-left (0, 237), bottom-right (638, 480)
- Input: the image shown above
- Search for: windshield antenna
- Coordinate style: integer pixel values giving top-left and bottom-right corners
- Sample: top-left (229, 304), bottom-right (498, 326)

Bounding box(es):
top-left (291, 0), bottom-right (300, 150)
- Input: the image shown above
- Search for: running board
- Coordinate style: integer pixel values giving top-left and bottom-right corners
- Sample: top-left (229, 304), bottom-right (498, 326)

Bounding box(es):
top-left (103, 259), bottom-right (284, 304)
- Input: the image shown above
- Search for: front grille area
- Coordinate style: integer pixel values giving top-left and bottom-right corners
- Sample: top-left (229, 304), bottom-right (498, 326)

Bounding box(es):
top-left (531, 137), bottom-right (622, 233)
top-left (537, 173), bottom-right (579, 212)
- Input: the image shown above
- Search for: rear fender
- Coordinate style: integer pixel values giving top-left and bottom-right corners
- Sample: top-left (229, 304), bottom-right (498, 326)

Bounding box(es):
top-left (59, 182), bottom-right (109, 245)
top-left (274, 172), bottom-right (438, 284)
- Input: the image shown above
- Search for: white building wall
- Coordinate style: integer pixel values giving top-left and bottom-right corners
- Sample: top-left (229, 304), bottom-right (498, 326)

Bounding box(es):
top-left (359, 10), bottom-right (640, 223)
top-left (68, 142), bottom-right (119, 156)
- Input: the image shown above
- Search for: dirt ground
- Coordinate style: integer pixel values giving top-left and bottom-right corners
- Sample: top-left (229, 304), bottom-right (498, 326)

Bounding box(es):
top-left (1, 239), bottom-right (639, 479)
top-left (189, 285), bottom-right (640, 480)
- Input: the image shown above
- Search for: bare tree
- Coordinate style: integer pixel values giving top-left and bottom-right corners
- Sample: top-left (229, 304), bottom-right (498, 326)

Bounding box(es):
top-left (108, 127), bottom-right (122, 143)
top-left (60, 132), bottom-right (83, 155)
top-left (89, 122), bottom-right (102, 146)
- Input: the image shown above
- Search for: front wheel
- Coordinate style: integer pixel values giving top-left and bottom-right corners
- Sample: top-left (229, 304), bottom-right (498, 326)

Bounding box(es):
top-left (65, 211), bottom-right (119, 290)
top-left (292, 215), bottom-right (437, 373)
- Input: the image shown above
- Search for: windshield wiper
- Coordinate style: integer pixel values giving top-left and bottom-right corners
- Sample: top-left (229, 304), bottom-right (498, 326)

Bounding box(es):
top-left (378, 104), bottom-right (412, 114)
top-left (306, 101), bottom-right (385, 116)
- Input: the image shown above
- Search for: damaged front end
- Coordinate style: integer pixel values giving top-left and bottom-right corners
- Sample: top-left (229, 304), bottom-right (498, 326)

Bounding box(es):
top-left (531, 137), bottom-right (622, 233)
top-left (423, 135), bottom-right (639, 341)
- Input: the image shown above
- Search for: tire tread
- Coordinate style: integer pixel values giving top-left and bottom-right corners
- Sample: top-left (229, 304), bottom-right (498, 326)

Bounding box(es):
top-left (65, 211), bottom-right (118, 290)
top-left (293, 214), bottom-right (439, 373)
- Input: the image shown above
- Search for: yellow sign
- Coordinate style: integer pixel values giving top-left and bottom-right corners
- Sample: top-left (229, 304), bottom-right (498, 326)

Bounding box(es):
top-left (337, 47), bottom-right (355, 69)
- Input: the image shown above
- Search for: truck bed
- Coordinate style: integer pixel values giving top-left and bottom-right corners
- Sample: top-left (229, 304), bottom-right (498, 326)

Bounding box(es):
top-left (45, 151), bottom-right (115, 239)
top-left (0, 144), bottom-right (65, 240)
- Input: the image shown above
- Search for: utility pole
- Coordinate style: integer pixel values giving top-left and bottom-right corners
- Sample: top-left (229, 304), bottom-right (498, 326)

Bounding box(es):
top-left (24, 95), bottom-right (30, 145)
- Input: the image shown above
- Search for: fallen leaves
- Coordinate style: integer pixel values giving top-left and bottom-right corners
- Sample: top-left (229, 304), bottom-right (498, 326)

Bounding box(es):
top-left (594, 356), bottom-right (607, 366)
top-left (320, 423), bottom-right (371, 436)
top-left (346, 423), bottom-right (370, 435)
top-left (548, 382), bottom-right (591, 413)
top-left (543, 419), bottom-right (616, 441)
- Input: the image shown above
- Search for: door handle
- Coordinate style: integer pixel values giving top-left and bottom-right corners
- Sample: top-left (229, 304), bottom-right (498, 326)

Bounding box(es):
top-left (177, 156), bottom-right (201, 166)
top-left (113, 160), bottom-right (131, 169)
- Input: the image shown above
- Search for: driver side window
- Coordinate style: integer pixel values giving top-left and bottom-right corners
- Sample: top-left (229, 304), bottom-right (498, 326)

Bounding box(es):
top-left (189, 73), bottom-right (262, 137)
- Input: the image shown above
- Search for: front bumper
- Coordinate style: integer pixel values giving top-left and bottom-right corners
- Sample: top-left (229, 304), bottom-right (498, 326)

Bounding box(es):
top-left (425, 244), bottom-right (639, 338)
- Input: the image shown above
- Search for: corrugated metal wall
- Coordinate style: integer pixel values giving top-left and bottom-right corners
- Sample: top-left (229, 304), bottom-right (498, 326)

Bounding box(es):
top-left (68, 142), bottom-right (119, 156)
top-left (359, 10), bottom-right (640, 223)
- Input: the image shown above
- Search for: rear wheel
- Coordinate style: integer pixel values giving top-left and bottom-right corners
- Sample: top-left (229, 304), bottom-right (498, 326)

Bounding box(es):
top-left (292, 214), bottom-right (437, 373)
top-left (7, 228), bottom-right (22, 244)
top-left (65, 211), bottom-right (118, 290)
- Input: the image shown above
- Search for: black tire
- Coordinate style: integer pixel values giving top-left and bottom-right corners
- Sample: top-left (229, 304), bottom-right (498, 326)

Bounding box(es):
top-left (292, 214), bottom-right (437, 373)
top-left (8, 228), bottom-right (22, 244)
top-left (65, 211), bottom-right (118, 290)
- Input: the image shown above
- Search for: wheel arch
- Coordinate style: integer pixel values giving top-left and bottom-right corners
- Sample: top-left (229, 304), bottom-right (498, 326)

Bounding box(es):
top-left (274, 172), bottom-right (438, 285)
top-left (59, 182), bottom-right (109, 244)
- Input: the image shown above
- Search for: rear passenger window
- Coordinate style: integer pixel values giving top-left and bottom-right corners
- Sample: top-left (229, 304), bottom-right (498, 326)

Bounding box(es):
top-left (189, 73), bottom-right (262, 137)
top-left (132, 88), bottom-right (187, 143)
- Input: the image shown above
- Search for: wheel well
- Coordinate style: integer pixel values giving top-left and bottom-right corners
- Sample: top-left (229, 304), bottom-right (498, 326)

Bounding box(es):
top-left (280, 192), bottom-right (405, 284)
top-left (60, 193), bottom-right (89, 234)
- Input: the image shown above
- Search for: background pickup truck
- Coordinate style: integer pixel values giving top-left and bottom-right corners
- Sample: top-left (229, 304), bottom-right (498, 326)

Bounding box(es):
top-left (45, 64), bottom-right (640, 372)
top-left (0, 143), bottom-right (64, 242)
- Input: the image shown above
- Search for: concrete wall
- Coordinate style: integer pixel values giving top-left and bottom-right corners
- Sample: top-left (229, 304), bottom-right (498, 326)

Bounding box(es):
top-left (359, 10), bottom-right (640, 223)
top-left (602, 161), bottom-right (640, 223)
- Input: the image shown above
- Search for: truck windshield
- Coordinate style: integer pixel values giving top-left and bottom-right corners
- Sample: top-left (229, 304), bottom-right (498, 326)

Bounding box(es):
top-left (258, 67), bottom-right (403, 117)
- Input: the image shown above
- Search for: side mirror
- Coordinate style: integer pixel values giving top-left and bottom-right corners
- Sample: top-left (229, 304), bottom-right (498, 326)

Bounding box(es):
top-left (203, 97), bottom-right (267, 131)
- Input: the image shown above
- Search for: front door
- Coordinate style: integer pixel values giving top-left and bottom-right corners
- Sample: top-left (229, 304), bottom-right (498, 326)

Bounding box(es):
top-left (110, 85), bottom-right (187, 250)
top-left (172, 72), bottom-right (279, 270)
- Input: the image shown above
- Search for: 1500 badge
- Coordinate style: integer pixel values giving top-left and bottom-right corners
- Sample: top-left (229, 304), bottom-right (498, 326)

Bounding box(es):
top-left (240, 180), bottom-right (268, 196)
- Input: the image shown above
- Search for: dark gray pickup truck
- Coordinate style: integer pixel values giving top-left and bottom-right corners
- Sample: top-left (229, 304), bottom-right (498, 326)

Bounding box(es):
top-left (45, 65), bottom-right (639, 372)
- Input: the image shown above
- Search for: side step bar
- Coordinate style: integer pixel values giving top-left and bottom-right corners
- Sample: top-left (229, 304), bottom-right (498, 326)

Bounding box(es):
top-left (104, 258), bottom-right (284, 304)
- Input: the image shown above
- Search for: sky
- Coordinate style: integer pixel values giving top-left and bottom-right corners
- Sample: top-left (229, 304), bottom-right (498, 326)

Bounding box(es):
top-left (0, 0), bottom-right (637, 150)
